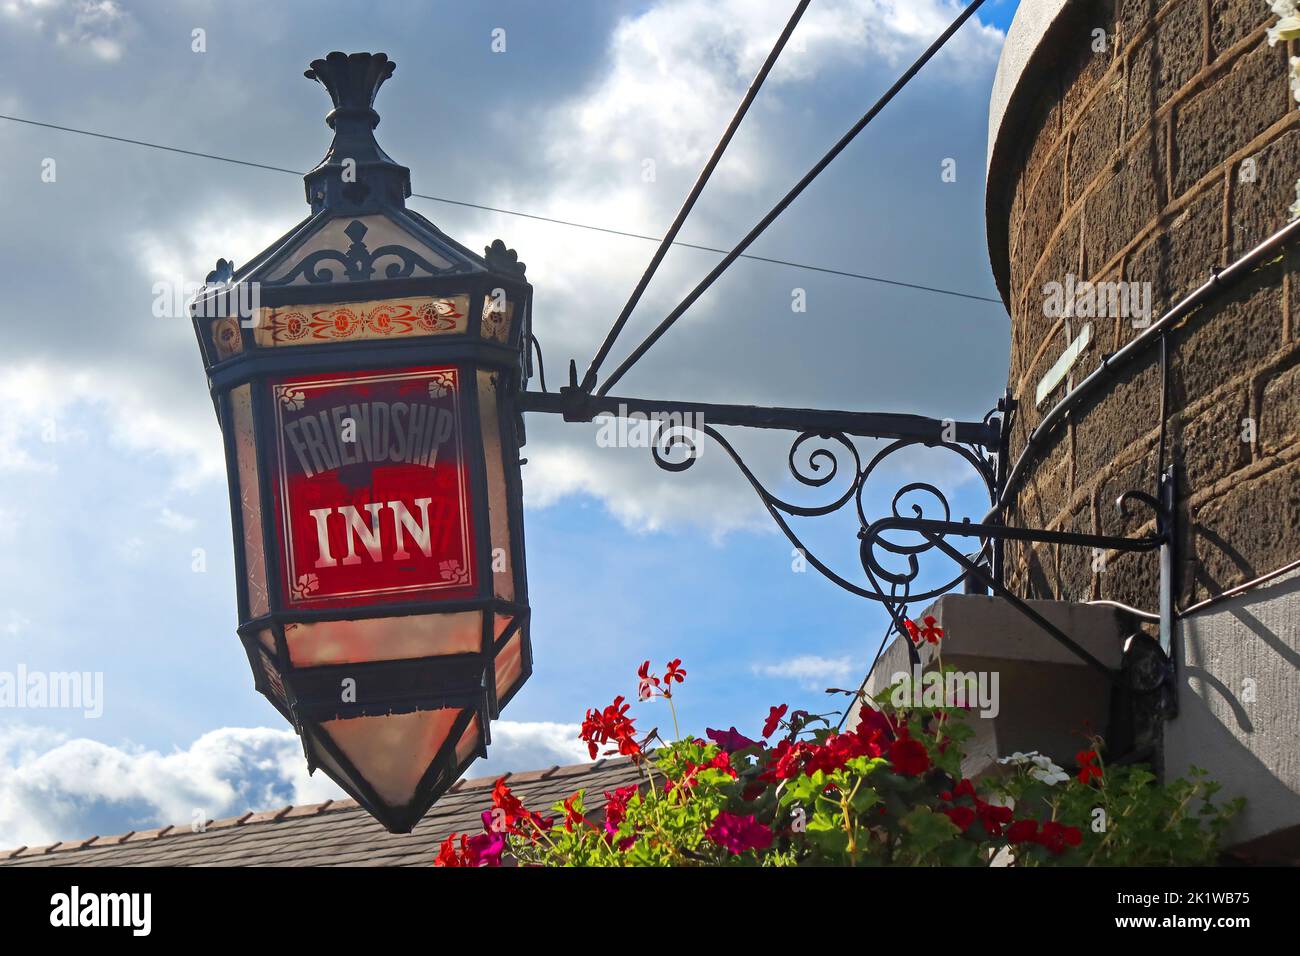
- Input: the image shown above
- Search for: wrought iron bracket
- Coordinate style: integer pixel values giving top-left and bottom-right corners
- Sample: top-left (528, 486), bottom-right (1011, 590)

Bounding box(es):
top-left (522, 384), bottom-right (1178, 694)
top-left (858, 467), bottom-right (1176, 684)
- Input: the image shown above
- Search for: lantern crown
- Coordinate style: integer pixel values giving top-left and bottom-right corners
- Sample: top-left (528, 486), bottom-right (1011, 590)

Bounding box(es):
top-left (303, 51), bottom-right (411, 213)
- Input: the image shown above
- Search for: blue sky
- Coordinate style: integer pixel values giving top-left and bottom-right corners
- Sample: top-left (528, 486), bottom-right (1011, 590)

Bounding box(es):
top-left (0, 0), bottom-right (1021, 846)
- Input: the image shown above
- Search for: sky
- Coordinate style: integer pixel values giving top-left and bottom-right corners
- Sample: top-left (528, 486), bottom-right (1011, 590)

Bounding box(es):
top-left (0, 0), bottom-right (1021, 847)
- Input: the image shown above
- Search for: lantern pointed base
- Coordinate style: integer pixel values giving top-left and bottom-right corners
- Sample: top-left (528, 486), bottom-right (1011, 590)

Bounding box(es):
top-left (300, 707), bottom-right (487, 833)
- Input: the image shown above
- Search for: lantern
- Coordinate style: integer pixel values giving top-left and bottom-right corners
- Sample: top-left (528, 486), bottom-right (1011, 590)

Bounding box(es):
top-left (190, 52), bottom-right (533, 832)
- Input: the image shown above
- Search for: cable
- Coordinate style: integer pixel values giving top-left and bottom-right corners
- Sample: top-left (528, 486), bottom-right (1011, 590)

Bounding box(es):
top-left (0, 114), bottom-right (1002, 306)
top-left (582, 0), bottom-right (813, 393)
top-left (1090, 557), bottom-right (1300, 623)
top-left (595, 0), bottom-right (991, 396)
top-left (1178, 557), bottom-right (1300, 618)
top-left (993, 216), bottom-right (1300, 515)
top-left (1086, 600), bottom-right (1161, 623)
top-left (530, 333), bottom-right (548, 393)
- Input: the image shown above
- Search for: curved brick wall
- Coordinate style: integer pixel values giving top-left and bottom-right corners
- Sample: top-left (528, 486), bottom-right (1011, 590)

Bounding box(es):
top-left (988, 0), bottom-right (1300, 612)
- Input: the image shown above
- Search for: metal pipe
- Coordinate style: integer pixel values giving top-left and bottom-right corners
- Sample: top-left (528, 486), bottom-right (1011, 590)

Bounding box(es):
top-left (996, 216), bottom-right (1300, 512)
top-left (520, 388), bottom-right (1001, 447)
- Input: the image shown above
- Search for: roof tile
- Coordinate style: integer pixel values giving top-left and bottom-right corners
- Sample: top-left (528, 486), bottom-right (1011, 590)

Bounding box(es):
top-left (0, 757), bottom-right (643, 867)
top-left (206, 812), bottom-right (254, 832)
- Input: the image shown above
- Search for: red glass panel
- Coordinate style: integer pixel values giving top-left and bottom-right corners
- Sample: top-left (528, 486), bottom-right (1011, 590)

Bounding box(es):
top-left (268, 365), bottom-right (477, 609)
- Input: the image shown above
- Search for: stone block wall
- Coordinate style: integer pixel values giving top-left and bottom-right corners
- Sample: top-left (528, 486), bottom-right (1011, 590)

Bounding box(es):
top-left (996, 0), bottom-right (1300, 610)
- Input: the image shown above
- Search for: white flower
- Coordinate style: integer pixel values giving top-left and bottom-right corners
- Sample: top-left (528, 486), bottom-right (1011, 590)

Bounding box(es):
top-left (999, 751), bottom-right (1069, 785)
top-left (1028, 755), bottom-right (1071, 786)
top-left (1289, 180), bottom-right (1300, 221)
top-left (1269, 16), bottom-right (1300, 45)
top-left (996, 750), bottom-right (1040, 766)
top-left (1271, 1), bottom-right (1298, 21)
top-left (1290, 57), bottom-right (1300, 103)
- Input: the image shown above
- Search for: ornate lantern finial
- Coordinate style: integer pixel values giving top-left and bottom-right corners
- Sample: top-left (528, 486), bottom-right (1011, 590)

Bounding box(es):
top-left (302, 52), bottom-right (411, 212)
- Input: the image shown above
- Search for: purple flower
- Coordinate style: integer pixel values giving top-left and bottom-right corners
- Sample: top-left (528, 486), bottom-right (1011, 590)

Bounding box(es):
top-left (706, 726), bottom-right (760, 753)
top-left (464, 831), bottom-right (505, 866)
top-left (705, 812), bottom-right (773, 855)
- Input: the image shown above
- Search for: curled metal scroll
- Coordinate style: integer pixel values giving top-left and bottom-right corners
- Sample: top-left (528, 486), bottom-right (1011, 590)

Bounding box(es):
top-left (648, 423), bottom-right (997, 608)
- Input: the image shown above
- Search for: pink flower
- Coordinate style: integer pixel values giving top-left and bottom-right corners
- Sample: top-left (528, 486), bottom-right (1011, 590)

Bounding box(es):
top-left (464, 830), bottom-right (505, 866)
top-left (705, 812), bottom-right (774, 855)
top-left (706, 726), bottom-right (759, 752)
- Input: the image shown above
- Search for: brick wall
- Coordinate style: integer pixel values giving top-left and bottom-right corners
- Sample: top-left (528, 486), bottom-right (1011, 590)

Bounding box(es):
top-left (998, 0), bottom-right (1300, 610)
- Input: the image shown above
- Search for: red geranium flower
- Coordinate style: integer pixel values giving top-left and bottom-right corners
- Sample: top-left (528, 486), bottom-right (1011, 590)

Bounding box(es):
top-left (1076, 749), bottom-right (1103, 785)
top-left (579, 695), bottom-right (642, 760)
top-left (662, 658), bottom-right (686, 697)
top-left (904, 619), bottom-right (921, 644)
top-left (489, 779), bottom-right (551, 839)
top-left (433, 834), bottom-right (470, 867)
top-left (762, 704), bottom-right (788, 738)
top-left (903, 615), bottom-right (944, 646)
top-left (887, 734), bottom-right (930, 777)
top-left (636, 660), bottom-right (661, 701)
top-left (941, 805), bottom-right (976, 832)
top-left (1006, 819), bottom-right (1039, 844)
top-left (919, 615), bottom-right (943, 644)
top-left (974, 800), bottom-right (1013, 838)
top-left (855, 706), bottom-right (897, 743)
top-left (602, 785), bottom-right (639, 850)
top-left (1038, 820), bottom-right (1083, 855)
top-left (561, 793), bottom-right (589, 833)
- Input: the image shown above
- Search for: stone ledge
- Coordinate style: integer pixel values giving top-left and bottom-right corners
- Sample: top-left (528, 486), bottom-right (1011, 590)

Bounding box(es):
top-left (850, 594), bottom-right (1126, 779)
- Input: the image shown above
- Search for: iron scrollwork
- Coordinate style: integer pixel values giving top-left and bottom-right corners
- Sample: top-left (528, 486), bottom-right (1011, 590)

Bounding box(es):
top-left (649, 420), bottom-right (999, 612)
top-left (522, 385), bottom-right (1177, 681)
top-left (265, 219), bottom-right (453, 286)
top-left (645, 415), bottom-right (1175, 680)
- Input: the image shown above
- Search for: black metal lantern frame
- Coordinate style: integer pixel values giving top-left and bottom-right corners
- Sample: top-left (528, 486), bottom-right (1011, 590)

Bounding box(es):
top-left (190, 53), bottom-right (536, 832)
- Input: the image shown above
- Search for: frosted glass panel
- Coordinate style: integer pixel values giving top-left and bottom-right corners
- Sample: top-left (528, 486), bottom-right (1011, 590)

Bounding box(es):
top-left (285, 611), bottom-right (483, 667)
top-left (494, 631), bottom-right (524, 704)
top-left (230, 385), bottom-right (270, 618)
top-left (477, 369), bottom-right (514, 601)
top-left (321, 708), bottom-right (461, 808)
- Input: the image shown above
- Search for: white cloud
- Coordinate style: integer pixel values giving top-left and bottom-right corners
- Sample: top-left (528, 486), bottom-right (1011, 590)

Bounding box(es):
top-left (0, 724), bottom-right (340, 848)
top-left (0, 720), bottom-right (599, 848)
top-left (157, 507), bottom-right (197, 533)
top-left (538, 0), bottom-right (1001, 201)
top-left (469, 720), bottom-right (591, 780)
top-left (1, 0), bottom-right (132, 61)
top-left (0, 363), bottom-right (225, 490)
top-left (752, 654), bottom-right (855, 689)
top-left (482, 0), bottom-right (1004, 535)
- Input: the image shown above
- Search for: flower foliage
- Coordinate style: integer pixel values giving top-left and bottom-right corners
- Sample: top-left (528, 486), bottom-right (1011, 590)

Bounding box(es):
top-left (436, 647), bottom-right (1241, 867)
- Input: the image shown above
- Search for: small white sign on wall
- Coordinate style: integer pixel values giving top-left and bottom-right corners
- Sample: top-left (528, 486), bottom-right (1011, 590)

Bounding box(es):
top-left (1036, 323), bottom-right (1092, 408)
